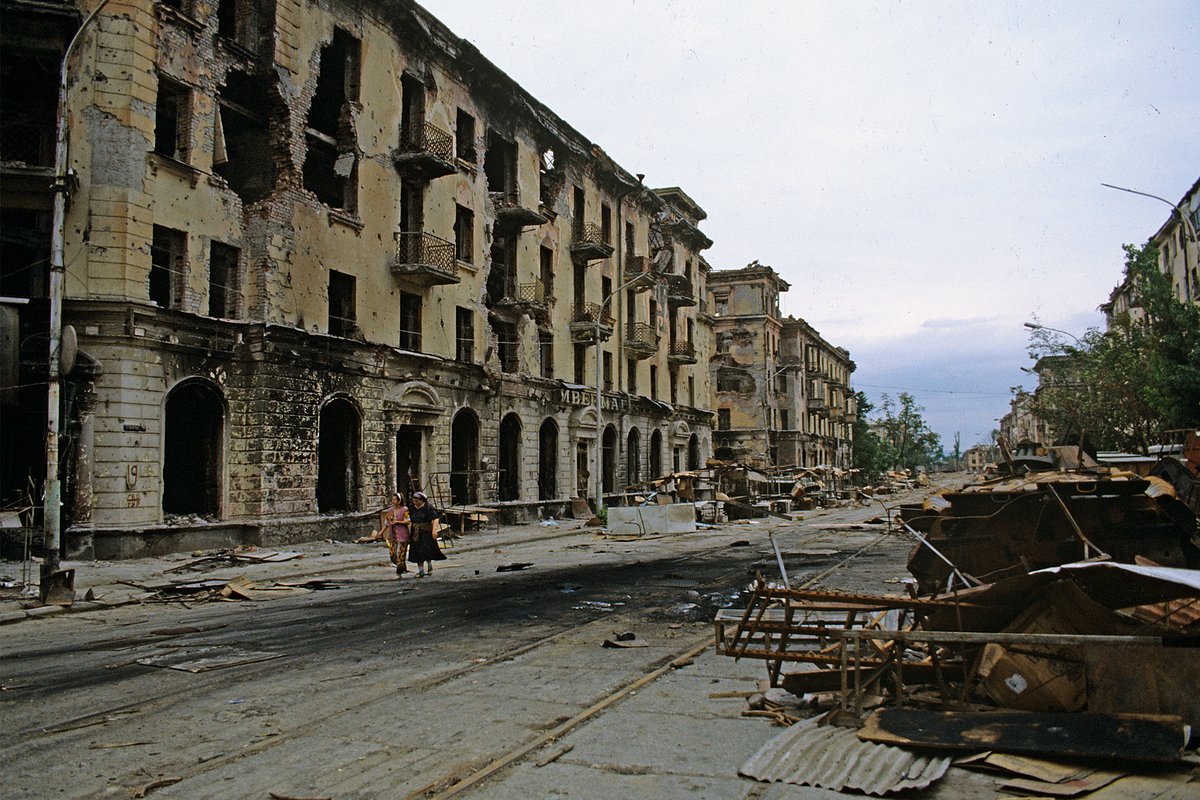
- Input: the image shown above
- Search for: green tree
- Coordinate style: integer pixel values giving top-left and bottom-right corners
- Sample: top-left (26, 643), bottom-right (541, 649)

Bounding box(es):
top-left (851, 391), bottom-right (889, 479)
top-left (1027, 241), bottom-right (1200, 453)
top-left (874, 392), bottom-right (943, 472)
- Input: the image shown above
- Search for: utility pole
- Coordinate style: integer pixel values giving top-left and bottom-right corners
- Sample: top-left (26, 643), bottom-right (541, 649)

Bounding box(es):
top-left (44, 0), bottom-right (113, 598)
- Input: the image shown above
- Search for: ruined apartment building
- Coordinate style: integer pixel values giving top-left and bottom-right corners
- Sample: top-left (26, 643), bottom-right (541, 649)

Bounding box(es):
top-left (1102, 176), bottom-right (1200, 327)
top-left (0, 0), bottom-right (714, 558)
top-left (709, 263), bottom-right (856, 470)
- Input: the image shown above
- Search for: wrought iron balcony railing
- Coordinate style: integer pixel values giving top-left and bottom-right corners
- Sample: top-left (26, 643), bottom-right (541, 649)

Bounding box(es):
top-left (491, 191), bottom-right (547, 228)
top-left (570, 222), bottom-right (614, 260)
top-left (624, 322), bottom-right (659, 358)
top-left (392, 231), bottom-right (460, 286)
top-left (668, 340), bottom-right (697, 363)
top-left (394, 121), bottom-right (456, 179)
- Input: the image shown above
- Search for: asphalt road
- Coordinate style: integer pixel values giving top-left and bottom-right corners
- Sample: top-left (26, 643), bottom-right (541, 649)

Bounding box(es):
top-left (1, 493), bottom-right (954, 799)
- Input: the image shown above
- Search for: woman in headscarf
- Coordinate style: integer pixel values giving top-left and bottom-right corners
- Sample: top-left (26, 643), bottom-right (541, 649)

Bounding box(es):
top-left (384, 492), bottom-right (410, 577)
top-left (407, 491), bottom-right (446, 577)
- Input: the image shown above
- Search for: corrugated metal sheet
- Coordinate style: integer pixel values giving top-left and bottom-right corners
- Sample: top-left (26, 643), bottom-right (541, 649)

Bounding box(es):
top-left (739, 718), bottom-right (951, 796)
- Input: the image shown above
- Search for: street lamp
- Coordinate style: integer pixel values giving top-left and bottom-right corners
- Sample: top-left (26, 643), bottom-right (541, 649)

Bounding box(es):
top-left (593, 270), bottom-right (655, 516)
top-left (1023, 321), bottom-right (1082, 346)
top-left (1102, 182), bottom-right (1198, 303)
top-left (43, 0), bottom-right (114, 596)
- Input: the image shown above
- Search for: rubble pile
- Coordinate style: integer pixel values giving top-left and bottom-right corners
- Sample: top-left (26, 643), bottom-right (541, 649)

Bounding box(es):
top-left (718, 446), bottom-right (1200, 796)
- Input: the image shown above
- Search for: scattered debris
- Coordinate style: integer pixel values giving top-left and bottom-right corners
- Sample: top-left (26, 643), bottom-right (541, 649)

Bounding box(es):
top-left (858, 708), bottom-right (1190, 764)
top-left (87, 741), bottom-right (154, 750)
top-left (496, 563), bottom-right (534, 572)
top-left (132, 776), bottom-right (182, 798)
top-left (163, 548), bottom-right (303, 574)
top-left (602, 638), bottom-right (649, 649)
top-left (534, 744), bottom-right (574, 767)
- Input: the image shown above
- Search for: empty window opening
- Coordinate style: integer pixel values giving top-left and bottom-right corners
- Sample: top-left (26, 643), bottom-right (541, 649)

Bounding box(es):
top-left (208, 241), bottom-right (239, 318)
top-left (572, 263), bottom-right (586, 309)
top-left (399, 73), bottom-right (425, 150)
top-left (688, 433), bottom-right (701, 471)
top-left (163, 380), bottom-right (223, 517)
top-left (399, 291), bottom-right (421, 351)
top-left (0, 48), bottom-right (59, 167)
top-left (150, 226), bottom-right (186, 309)
top-left (602, 351), bottom-right (613, 391)
top-left (781, 410), bottom-right (790, 430)
top-left (454, 204), bottom-right (474, 263)
top-left (455, 307), bottom-right (474, 363)
top-left (670, 369), bottom-right (678, 404)
top-left (625, 221), bottom-right (635, 255)
top-left (154, 75), bottom-right (191, 162)
top-left (649, 364), bottom-right (658, 400)
top-left (601, 425), bottom-right (617, 494)
top-left (450, 410), bottom-right (479, 505)
top-left (316, 397), bottom-right (360, 512)
top-left (400, 178), bottom-right (424, 232)
top-left (649, 429), bottom-right (663, 478)
top-left (214, 71), bottom-right (281, 203)
top-left (395, 425), bottom-right (423, 497)
top-left (626, 427), bottom-right (640, 485)
top-left (626, 357), bottom-right (637, 393)
top-left (688, 375), bottom-right (696, 406)
top-left (487, 237), bottom-right (515, 305)
top-left (455, 108), bottom-right (476, 162)
top-left (573, 186), bottom-right (585, 222)
top-left (328, 269), bottom-right (356, 337)
top-left (600, 203), bottom-right (612, 244)
top-left (484, 129), bottom-right (516, 198)
top-left (495, 319), bottom-right (518, 373)
top-left (718, 408), bottom-right (731, 430)
top-left (538, 418), bottom-right (558, 500)
top-left (499, 412), bottom-right (522, 501)
top-left (0, 209), bottom-right (51, 298)
top-left (304, 28), bottom-right (360, 211)
top-left (539, 330), bottom-right (554, 379)
top-left (539, 146), bottom-right (562, 207)
top-left (540, 245), bottom-right (554, 298)
top-left (573, 342), bottom-right (587, 385)
top-left (216, 0), bottom-right (270, 55)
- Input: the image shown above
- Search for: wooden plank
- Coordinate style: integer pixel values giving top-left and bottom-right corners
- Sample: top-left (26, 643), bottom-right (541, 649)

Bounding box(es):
top-left (858, 709), bottom-right (1188, 764)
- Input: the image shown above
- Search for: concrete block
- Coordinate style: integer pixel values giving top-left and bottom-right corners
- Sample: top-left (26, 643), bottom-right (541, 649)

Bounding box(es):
top-left (607, 503), bottom-right (696, 535)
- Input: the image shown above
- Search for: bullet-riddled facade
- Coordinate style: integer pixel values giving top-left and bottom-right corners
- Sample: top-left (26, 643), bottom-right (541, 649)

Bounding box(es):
top-left (0, 0), bottom-right (713, 557)
top-left (708, 263), bottom-right (855, 470)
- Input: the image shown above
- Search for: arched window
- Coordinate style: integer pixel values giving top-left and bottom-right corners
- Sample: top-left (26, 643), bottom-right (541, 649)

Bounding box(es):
top-left (450, 409), bottom-right (480, 505)
top-left (602, 424), bottom-right (618, 494)
top-left (163, 379), bottom-right (224, 517)
top-left (538, 418), bottom-right (558, 500)
top-left (626, 427), bottom-right (641, 485)
top-left (317, 397), bottom-right (361, 512)
top-left (499, 412), bottom-right (522, 501)
top-left (649, 429), bottom-right (663, 478)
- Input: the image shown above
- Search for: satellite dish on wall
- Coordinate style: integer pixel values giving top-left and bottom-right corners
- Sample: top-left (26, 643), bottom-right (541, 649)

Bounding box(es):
top-left (60, 324), bottom-right (77, 376)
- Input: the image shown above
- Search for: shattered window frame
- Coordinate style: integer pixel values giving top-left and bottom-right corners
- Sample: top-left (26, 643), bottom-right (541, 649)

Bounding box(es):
top-left (399, 291), bottom-right (422, 351)
top-left (154, 74), bottom-right (192, 163)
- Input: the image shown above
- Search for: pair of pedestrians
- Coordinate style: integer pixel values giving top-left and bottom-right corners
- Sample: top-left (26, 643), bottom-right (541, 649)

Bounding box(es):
top-left (383, 491), bottom-right (446, 578)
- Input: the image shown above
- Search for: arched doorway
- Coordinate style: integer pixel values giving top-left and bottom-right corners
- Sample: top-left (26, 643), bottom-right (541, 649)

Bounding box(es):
top-left (450, 409), bottom-right (479, 505)
top-left (601, 424), bottom-right (617, 495)
top-left (538, 418), bottom-right (558, 500)
top-left (688, 433), bottom-right (701, 471)
top-left (499, 412), bottom-right (522, 501)
top-left (163, 379), bottom-right (224, 517)
top-left (626, 427), bottom-right (640, 486)
top-left (649, 429), bottom-right (663, 478)
top-left (317, 397), bottom-right (360, 512)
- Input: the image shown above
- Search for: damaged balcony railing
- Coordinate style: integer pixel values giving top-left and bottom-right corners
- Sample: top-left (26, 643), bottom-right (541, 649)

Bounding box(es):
top-left (495, 279), bottom-right (548, 318)
top-left (491, 191), bottom-right (548, 229)
top-left (664, 272), bottom-right (695, 307)
top-left (624, 322), bottom-right (659, 358)
top-left (668, 339), bottom-right (697, 364)
top-left (392, 231), bottom-right (460, 286)
top-left (394, 121), bottom-right (455, 178)
top-left (624, 255), bottom-right (656, 290)
top-left (570, 302), bottom-right (615, 341)
top-left (570, 222), bottom-right (614, 261)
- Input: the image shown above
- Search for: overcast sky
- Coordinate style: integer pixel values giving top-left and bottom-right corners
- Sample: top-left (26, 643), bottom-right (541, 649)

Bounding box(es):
top-left (420, 0), bottom-right (1199, 449)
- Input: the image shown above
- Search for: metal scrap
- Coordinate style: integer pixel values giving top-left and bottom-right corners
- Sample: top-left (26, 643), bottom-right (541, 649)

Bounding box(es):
top-left (739, 717), bottom-right (951, 795)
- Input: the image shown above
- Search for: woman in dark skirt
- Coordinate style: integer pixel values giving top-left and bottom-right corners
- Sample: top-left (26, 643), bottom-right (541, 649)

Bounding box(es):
top-left (407, 491), bottom-right (446, 577)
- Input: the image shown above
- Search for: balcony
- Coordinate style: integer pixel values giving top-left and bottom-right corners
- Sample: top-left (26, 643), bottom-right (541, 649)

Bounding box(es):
top-left (570, 222), bottom-right (614, 261)
top-left (696, 298), bottom-right (717, 325)
top-left (570, 302), bottom-right (614, 342)
top-left (393, 121), bottom-right (456, 179)
top-left (807, 397), bottom-right (829, 416)
top-left (623, 255), bottom-right (656, 291)
top-left (806, 360), bottom-right (827, 378)
top-left (623, 322), bottom-right (659, 359)
top-left (667, 339), bottom-right (697, 365)
top-left (845, 407), bottom-right (859, 422)
top-left (392, 231), bottom-right (460, 286)
top-left (493, 279), bottom-right (549, 320)
top-left (491, 191), bottom-right (548, 230)
top-left (664, 273), bottom-right (695, 308)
